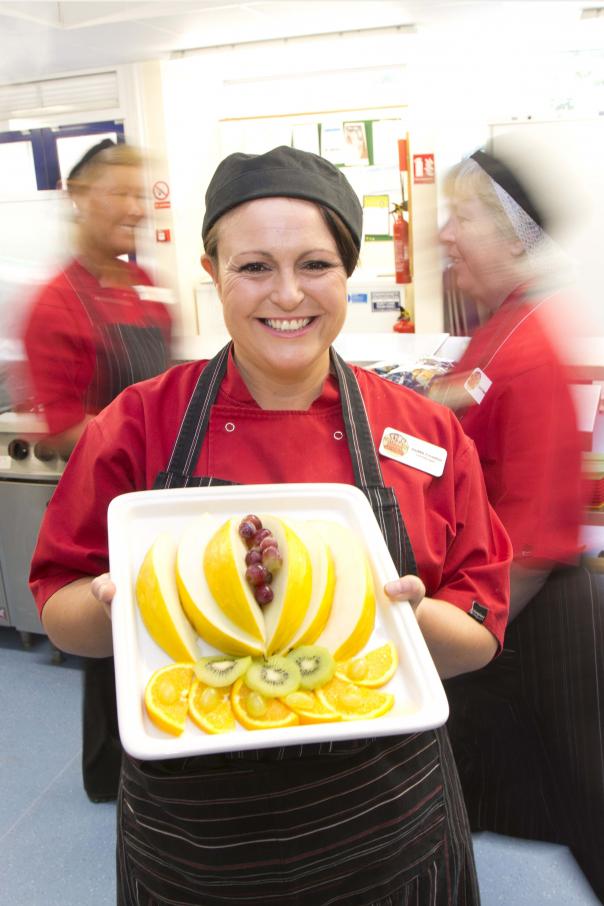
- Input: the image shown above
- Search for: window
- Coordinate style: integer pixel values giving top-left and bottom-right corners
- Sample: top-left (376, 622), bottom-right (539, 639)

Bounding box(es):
top-left (0, 137), bottom-right (37, 195)
top-left (0, 120), bottom-right (124, 193)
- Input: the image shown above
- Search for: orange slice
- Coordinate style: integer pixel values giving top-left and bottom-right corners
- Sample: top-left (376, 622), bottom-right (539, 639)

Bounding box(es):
top-left (336, 641), bottom-right (399, 688)
top-left (144, 663), bottom-right (195, 736)
top-left (231, 677), bottom-right (299, 730)
top-left (281, 690), bottom-right (341, 725)
top-left (316, 676), bottom-right (394, 721)
top-left (188, 679), bottom-right (236, 734)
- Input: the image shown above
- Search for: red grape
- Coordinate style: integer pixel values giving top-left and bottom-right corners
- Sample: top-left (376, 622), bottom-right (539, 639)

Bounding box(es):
top-left (244, 514), bottom-right (262, 531)
top-left (262, 546), bottom-right (282, 573)
top-left (254, 584), bottom-right (274, 605)
top-left (245, 564), bottom-right (270, 587)
top-left (238, 520), bottom-right (257, 544)
top-left (245, 549), bottom-right (263, 566)
top-left (258, 535), bottom-right (277, 552)
top-left (253, 528), bottom-right (272, 545)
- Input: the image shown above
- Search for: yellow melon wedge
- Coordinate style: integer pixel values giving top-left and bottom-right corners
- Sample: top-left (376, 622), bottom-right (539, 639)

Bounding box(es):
top-left (309, 520), bottom-right (376, 661)
top-left (135, 533), bottom-right (201, 663)
top-left (177, 515), bottom-right (264, 656)
top-left (282, 519), bottom-right (335, 651)
top-left (260, 515), bottom-right (313, 654)
top-left (202, 517), bottom-right (265, 642)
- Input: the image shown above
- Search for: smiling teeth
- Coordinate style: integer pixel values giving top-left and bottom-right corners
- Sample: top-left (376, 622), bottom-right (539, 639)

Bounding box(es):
top-left (265, 318), bottom-right (311, 331)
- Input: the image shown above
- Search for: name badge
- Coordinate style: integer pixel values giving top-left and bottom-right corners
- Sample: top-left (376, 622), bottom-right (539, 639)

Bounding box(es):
top-left (464, 368), bottom-right (492, 404)
top-left (379, 427), bottom-right (447, 477)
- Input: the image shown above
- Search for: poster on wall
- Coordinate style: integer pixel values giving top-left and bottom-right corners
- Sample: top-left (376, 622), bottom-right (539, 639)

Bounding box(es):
top-left (363, 194), bottom-right (390, 240)
top-left (342, 121), bottom-right (370, 166)
top-left (320, 122), bottom-right (346, 165)
top-left (372, 120), bottom-right (404, 168)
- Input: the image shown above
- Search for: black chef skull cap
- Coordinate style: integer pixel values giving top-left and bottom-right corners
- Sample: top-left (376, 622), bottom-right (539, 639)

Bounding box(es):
top-left (67, 138), bottom-right (116, 182)
top-left (202, 145), bottom-right (363, 249)
top-left (470, 148), bottom-right (546, 230)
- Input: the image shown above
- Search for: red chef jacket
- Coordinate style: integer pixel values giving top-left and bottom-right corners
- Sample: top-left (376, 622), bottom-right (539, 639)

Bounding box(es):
top-left (22, 259), bottom-right (172, 435)
top-left (450, 286), bottom-right (584, 566)
top-left (30, 350), bottom-right (512, 648)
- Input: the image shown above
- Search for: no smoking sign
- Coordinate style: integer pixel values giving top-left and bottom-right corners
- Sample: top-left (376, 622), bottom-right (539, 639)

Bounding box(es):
top-left (153, 180), bottom-right (171, 209)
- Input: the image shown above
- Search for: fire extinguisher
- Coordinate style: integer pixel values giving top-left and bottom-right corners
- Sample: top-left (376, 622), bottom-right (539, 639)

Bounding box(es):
top-left (393, 304), bottom-right (415, 334)
top-left (392, 203), bottom-right (411, 284)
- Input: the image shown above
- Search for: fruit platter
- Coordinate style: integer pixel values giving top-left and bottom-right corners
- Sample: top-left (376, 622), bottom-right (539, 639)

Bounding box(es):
top-left (108, 483), bottom-right (449, 759)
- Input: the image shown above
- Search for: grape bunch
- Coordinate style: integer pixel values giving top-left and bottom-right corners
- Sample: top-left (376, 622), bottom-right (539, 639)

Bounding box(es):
top-left (238, 515), bottom-right (283, 606)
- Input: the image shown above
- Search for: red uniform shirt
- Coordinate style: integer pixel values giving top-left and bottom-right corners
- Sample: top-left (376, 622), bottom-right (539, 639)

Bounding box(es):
top-left (451, 287), bottom-right (584, 566)
top-left (22, 259), bottom-right (172, 435)
top-left (30, 352), bottom-right (511, 647)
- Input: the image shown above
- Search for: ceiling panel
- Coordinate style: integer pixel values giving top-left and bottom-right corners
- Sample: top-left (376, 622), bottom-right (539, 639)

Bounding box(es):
top-left (0, 1), bottom-right (601, 85)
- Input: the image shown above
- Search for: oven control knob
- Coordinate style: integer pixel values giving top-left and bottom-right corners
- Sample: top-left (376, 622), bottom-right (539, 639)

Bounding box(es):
top-left (34, 442), bottom-right (56, 463)
top-left (8, 438), bottom-right (30, 461)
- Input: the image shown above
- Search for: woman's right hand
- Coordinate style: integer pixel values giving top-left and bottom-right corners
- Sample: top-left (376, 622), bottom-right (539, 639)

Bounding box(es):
top-left (91, 573), bottom-right (117, 620)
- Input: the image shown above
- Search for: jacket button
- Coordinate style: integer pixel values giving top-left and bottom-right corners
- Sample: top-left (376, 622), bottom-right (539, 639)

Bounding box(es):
top-left (225, 422), bottom-right (235, 432)
top-left (333, 431), bottom-right (343, 440)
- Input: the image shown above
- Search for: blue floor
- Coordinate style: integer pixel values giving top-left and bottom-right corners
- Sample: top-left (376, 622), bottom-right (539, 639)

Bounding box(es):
top-left (0, 627), bottom-right (600, 906)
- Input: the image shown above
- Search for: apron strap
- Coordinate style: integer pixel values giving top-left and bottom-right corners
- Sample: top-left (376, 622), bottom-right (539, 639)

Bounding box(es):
top-left (330, 348), bottom-right (417, 577)
top-left (330, 347), bottom-right (385, 488)
top-left (160, 342), bottom-right (231, 486)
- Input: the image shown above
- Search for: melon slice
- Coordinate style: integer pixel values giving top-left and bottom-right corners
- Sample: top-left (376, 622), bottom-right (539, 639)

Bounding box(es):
top-left (202, 516), bottom-right (266, 642)
top-left (177, 515), bottom-right (264, 656)
top-left (309, 520), bottom-right (376, 660)
top-left (135, 532), bottom-right (201, 663)
top-left (259, 515), bottom-right (313, 654)
top-left (282, 519), bottom-right (335, 651)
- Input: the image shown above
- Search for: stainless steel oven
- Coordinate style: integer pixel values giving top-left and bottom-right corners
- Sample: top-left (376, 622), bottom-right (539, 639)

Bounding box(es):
top-left (0, 412), bottom-right (65, 652)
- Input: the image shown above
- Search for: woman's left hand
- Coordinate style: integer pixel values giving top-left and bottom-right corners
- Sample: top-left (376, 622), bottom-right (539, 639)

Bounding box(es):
top-left (384, 575), bottom-right (499, 677)
top-left (384, 575), bottom-right (426, 613)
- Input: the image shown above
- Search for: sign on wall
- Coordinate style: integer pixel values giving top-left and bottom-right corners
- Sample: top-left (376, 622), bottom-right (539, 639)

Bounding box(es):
top-left (412, 153), bottom-right (435, 184)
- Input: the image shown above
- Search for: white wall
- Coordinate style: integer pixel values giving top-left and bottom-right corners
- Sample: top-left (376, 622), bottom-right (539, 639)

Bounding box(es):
top-left (159, 30), bottom-right (443, 338)
top-left (3, 11), bottom-right (603, 346)
top-left (156, 21), bottom-right (604, 342)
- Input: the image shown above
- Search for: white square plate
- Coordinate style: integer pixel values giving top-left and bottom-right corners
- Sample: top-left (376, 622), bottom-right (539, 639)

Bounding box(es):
top-left (108, 483), bottom-right (449, 760)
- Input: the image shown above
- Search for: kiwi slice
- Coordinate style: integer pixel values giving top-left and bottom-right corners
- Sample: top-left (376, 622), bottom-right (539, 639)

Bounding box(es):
top-left (194, 655), bottom-right (252, 688)
top-left (286, 645), bottom-right (335, 690)
top-left (244, 656), bottom-right (301, 698)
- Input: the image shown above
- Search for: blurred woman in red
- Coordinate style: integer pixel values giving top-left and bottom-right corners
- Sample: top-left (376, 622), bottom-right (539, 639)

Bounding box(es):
top-left (436, 146), bottom-right (603, 901)
top-left (22, 139), bottom-right (172, 801)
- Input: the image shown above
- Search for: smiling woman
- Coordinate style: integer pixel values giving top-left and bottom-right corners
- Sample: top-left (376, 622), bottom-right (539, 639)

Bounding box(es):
top-left (30, 145), bottom-right (513, 905)
top-left (201, 197), bottom-right (350, 407)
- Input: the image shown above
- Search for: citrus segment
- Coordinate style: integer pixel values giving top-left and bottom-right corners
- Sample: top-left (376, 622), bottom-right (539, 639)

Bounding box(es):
top-left (188, 679), bottom-right (236, 734)
top-left (336, 642), bottom-right (399, 688)
top-left (135, 533), bottom-right (200, 663)
top-left (284, 521), bottom-right (335, 650)
top-left (281, 690), bottom-right (341, 724)
top-left (257, 516), bottom-right (312, 654)
top-left (310, 521), bottom-right (376, 660)
top-left (144, 663), bottom-right (195, 736)
top-left (316, 676), bottom-right (394, 721)
top-left (177, 515), bottom-right (264, 656)
top-left (231, 677), bottom-right (299, 730)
